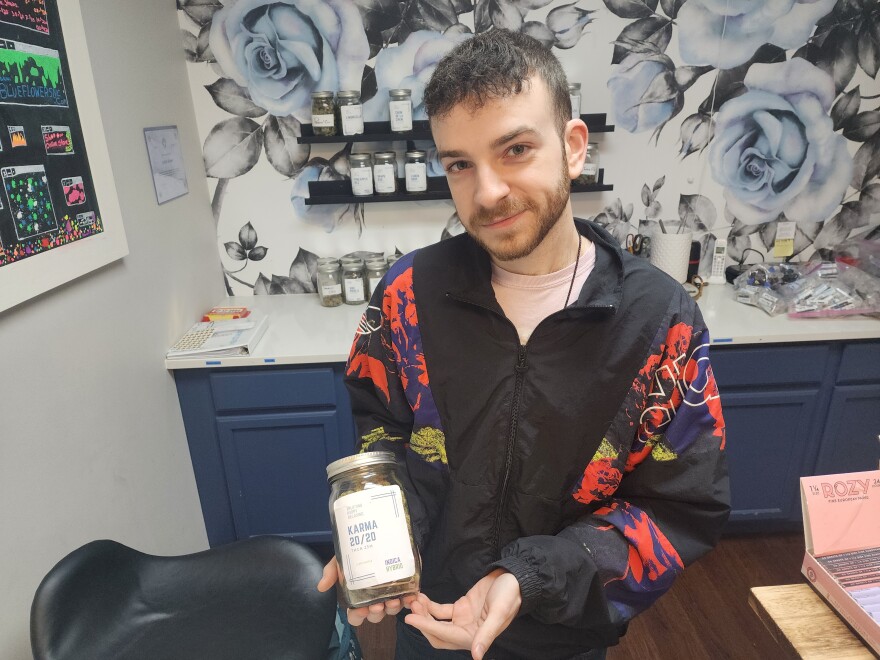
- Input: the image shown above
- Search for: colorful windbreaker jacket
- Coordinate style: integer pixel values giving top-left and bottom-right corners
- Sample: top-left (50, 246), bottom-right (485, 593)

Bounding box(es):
top-left (344, 220), bottom-right (730, 659)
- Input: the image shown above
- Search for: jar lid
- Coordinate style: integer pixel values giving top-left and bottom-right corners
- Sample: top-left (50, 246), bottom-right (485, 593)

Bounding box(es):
top-left (343, 258), bottom-right (365, 269)
top-left (311, 91), bottom-right (334, 99)
top-left (405, 150), bottom-right (426, 159)
top-left (389, 89), bottom-right (411, 98)
top-left (373, 151), bottom-right (396, 162)
top-left (327, 451), bottom-right (396, 480)
top-left (350, 153), bottom-right (372, 163)
top-left (365, 256), bottom-right (387, 266)
top-left (338, 90), bottom-right (360, 99)
top-left (568, 82), bottom-right (581, 91)
top-left (387, 254), bottom-right (401, 263)
top-left (317, 259), bottom-right (340, 271)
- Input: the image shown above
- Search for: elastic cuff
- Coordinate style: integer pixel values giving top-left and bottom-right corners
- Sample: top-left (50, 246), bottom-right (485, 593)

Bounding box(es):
top-left (490, 556), bottom-right (542, 616)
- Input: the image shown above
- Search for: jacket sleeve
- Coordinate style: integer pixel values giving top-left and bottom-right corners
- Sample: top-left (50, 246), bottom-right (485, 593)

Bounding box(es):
top-left (492, 291), bottom-right (730, 632)
top-left (343, 264), bottom-right (447, 549)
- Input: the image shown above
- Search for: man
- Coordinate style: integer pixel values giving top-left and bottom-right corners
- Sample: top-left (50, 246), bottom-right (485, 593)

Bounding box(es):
top-left (318, 29), bottom-right (729, 660)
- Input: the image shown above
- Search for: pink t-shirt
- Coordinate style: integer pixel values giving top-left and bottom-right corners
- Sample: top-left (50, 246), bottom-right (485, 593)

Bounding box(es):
top-left (491, 240), bottom-right (596, 344)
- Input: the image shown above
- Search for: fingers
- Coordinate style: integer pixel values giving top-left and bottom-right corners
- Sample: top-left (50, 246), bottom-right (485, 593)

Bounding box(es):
top-left (347, 606), bottom-right (370, 626)
top-left (366, 602), bottom-right (387, 623)
top-left (316, 558), bottom-right (338, 592)
top-left (405, 612), bottom-right (472, 651)
top-left (470, 609), bottom-right (506, 660)
top-left (384, 598), bottom-right (403, 616)
top-left (347, 598), bottom-right (409, 626)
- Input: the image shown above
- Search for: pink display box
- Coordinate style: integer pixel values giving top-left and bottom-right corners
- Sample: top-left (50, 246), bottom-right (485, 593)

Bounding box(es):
top-left (800, 469), bottom-right (880, 654)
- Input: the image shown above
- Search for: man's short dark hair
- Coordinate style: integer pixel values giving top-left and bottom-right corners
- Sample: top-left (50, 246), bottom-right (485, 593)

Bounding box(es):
top-left (424, 29), bottom-right (571, 135)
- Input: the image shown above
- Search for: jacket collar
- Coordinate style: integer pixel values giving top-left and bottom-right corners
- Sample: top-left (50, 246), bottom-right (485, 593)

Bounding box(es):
top-left (445, 219), bottom-right (624, 313)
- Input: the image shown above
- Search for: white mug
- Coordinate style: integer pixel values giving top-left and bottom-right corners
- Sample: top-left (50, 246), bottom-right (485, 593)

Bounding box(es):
top-left (650, 229), bottom-right (693, 283)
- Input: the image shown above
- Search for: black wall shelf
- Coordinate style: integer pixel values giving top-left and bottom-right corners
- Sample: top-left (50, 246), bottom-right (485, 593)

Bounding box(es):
top-left (298, 114), bottom-right (614, 144)
top-left (305, 169), bottom-right (612, 205)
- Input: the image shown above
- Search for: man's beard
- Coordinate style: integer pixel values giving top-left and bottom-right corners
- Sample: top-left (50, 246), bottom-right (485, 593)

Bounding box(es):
top-left (466, 160), bottom-right (571, 262)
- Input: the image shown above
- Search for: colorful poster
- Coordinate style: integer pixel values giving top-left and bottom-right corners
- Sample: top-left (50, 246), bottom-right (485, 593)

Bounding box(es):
top-left (41, 124), bottom-right (72, 154)
top-left (75, 210), bottom-right (95, 228)
top-left (8, 124), bottom-right (25, 147)
top-left (61, 175), bottom-right (84, 205)
top-left (1, 164), bottom-right (57, 240)
top-left (0, 39), bottom-right (67, 107)
top-left (0, 0), bottom-right (49, 35)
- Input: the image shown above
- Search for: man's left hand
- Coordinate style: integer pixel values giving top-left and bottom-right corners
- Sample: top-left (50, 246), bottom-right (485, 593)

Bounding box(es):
top-left (404, 568), bottom-right (522, 660)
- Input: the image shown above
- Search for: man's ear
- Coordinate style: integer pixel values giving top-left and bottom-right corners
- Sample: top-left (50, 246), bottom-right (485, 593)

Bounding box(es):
top-left (564, 119), bottom-right (589, 181)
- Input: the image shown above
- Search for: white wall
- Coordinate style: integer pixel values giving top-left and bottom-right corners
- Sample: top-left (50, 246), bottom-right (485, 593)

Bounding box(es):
top-left (0, 1), bottom-right (221, 657)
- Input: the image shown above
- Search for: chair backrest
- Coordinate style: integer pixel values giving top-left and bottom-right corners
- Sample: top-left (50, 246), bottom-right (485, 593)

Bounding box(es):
top-left (31, 536), bottom-right (337, 660)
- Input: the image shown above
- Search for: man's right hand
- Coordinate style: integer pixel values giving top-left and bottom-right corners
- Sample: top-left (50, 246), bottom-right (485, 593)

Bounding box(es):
top-left (317, 557), bottom-right (416, 626)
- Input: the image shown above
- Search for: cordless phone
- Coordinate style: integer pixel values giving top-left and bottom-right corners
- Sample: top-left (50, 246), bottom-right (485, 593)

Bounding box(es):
top-left (709, 242), bottom-right (727, 284)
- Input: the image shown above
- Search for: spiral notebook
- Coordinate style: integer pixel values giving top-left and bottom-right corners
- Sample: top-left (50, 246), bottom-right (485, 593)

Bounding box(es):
top-left (166, 311), bottom-right (268, 359)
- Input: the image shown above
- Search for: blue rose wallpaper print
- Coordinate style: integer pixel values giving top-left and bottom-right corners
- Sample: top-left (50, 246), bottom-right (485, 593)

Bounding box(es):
top-left (178, 0), bottom-right (880, 295)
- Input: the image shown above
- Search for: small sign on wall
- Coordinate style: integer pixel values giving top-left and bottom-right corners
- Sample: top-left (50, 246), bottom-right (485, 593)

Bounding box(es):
top-left (143, 125), bottom-right (188, 205)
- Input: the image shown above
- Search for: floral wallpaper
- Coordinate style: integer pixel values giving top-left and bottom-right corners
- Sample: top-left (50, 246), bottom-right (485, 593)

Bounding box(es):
top-left (178, 0), bottom-right (880, 295)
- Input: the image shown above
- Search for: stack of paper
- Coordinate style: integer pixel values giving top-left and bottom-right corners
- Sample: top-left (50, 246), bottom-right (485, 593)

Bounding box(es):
top-left (166, 311), bottom-right (268, 359)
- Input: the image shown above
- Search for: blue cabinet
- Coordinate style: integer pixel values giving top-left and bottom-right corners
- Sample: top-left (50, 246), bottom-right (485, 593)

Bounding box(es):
top-left (172, 340), bottom-right (880, 543)
top-left (173, 364), bottom-right (357, 547)
top-left (711, 340), bottom-right (880, 531)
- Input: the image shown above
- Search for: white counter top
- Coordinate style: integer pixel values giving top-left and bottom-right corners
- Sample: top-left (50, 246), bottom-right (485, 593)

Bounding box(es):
top-left (165, 285), bottom-right (880, 370)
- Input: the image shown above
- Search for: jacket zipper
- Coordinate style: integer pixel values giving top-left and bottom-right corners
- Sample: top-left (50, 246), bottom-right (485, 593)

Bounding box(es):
top-left (491, 343), bottom-right (528, 554)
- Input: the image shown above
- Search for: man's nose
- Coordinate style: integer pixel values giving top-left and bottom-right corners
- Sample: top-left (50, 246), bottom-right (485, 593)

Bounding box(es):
top-left (473, 165), bottom-right (510, 211)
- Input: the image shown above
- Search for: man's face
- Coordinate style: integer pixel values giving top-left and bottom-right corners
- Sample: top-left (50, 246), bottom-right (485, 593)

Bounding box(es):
top-left (432, 76), bottom-right (573, 262)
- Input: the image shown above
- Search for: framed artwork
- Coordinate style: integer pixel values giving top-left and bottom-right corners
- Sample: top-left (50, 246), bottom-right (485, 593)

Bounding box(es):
top-left (0, 0), bottom-right (127, 313)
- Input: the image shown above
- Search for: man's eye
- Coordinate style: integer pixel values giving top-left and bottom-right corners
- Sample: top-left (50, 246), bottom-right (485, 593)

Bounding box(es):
top-left (508, 144), bottom-right (529, 157)
top-left (446, 161), bottom-right (469, 173)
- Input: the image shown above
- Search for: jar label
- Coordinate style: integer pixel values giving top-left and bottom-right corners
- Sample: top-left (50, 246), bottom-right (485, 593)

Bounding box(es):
top-left (570, 94), bottom-right (580, 119)
top-left (321, 283), bottom-right (342, 297)
top-left (351, 167), bottom-right (374, 196)
top-left (344, 278), bottom-right (366, 302)
top-left (368, 276), bottom-right (383, 296)
top-left (582, 163), bottom-right (598, 176)
top-left (405, 162), bottom-right (427, 192)
top-left (374, 163), bottom-right (396, 193)
top-left (341, 104), bottom-right (364, 135)
top-left (313, 113), bottom-right (335, 128)
top-left (334, 485), bottom-right (416, 589)
top-left (389, 100), bottom-right (413, 132)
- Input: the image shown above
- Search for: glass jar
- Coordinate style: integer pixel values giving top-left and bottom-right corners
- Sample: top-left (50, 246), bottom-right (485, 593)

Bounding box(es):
top-left (350, 153), bottom-right (374, 197)
top-left (568, 82), bottom-right (581, 120)
top-left (311, 91), bottom-right (336, 136)
top-left (389, 89), bottom-right (413, 133)
top-left (342, 258), bottom-right (367, 304)
top-left (365, 257), bottom-right (388, 298)
top-left (327, 451), bottom-right (422, 608)
top-left (578, 142), bottom-right (599, 185)
top-left (317, 258), bottom-right (343, 307)
top-left (386, 253), bottom-right (401, 268)
top-left (373, 151), bottom-right (398, 195)
top-left (404, 150), bottom-right (427, 193)
top-left (337, 90), bottom-right (364, 136)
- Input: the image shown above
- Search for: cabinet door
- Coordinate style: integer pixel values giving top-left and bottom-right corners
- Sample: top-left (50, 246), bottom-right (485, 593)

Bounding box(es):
top-left (721, 388), bottom-right (822, 524)
top-left (217, 411), bottom-right (344, 543)
top-left (815, 384), bottom-right (880, 475)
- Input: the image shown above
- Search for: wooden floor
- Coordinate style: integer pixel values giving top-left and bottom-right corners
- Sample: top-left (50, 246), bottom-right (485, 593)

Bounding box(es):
top-left (355, 532), bottom-right (807, 659)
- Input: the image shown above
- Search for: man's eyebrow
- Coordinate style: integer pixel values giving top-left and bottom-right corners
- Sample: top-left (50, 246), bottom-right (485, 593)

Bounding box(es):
top-left (437, 126), bottom-right (539, 160)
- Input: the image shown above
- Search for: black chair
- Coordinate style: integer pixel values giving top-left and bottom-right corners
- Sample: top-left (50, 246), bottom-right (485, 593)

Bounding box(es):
top-left (31, 536), bottom-right (339, 660)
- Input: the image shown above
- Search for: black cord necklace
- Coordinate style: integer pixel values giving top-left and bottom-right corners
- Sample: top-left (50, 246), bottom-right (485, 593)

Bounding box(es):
top-left (563, 235), bottom-right (582, 309)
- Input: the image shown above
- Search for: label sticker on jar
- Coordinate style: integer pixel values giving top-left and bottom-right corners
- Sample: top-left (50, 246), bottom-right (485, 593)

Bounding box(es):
top-left (351, 167), bottom-right (374, 196)
top-left (389, 100), bottom-right (412, 132)
top-left (369, 276), bottom-right (383, 296)
top-left (334, 485), bottom-right (416, 589)
top-left (313, 114), bottom-right (334, 128)
top-left (341, 105), bottom-right (364, 135)
top-left (345, 278), bottom-right (366, 302)
top-left (582, 163), bottom-right (598, 176)
top-left (321, 283), bottom-right (342, 297)
top-left (374, 163), bottom-right (396, 194)
top-left (405, 162), bottom-right (427, 192)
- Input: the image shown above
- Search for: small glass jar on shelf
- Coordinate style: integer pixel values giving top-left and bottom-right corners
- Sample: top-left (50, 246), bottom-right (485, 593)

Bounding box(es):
top-left (349, 153), bottom-right (374, 197)
top-left (311, 91), bottom-right (337, 136)
top-left (365, 257), bottom-right (388, 298)
top-left (404, 150), bottom-right (427, 193)
top-left (373, 151), bottom-right (398, 195)
top-left (337, 90), bottom-right (364, 136)
top-left (389, 89), bottom-right (413, 133)
top-left (317, 258), bottom-right (343, 307)
top-left (342, 258), bottom-right (367, 305)
top-left (568, 82), bottom-right (581, 120)
top-left (577, 142), bottom-right (599, 185)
